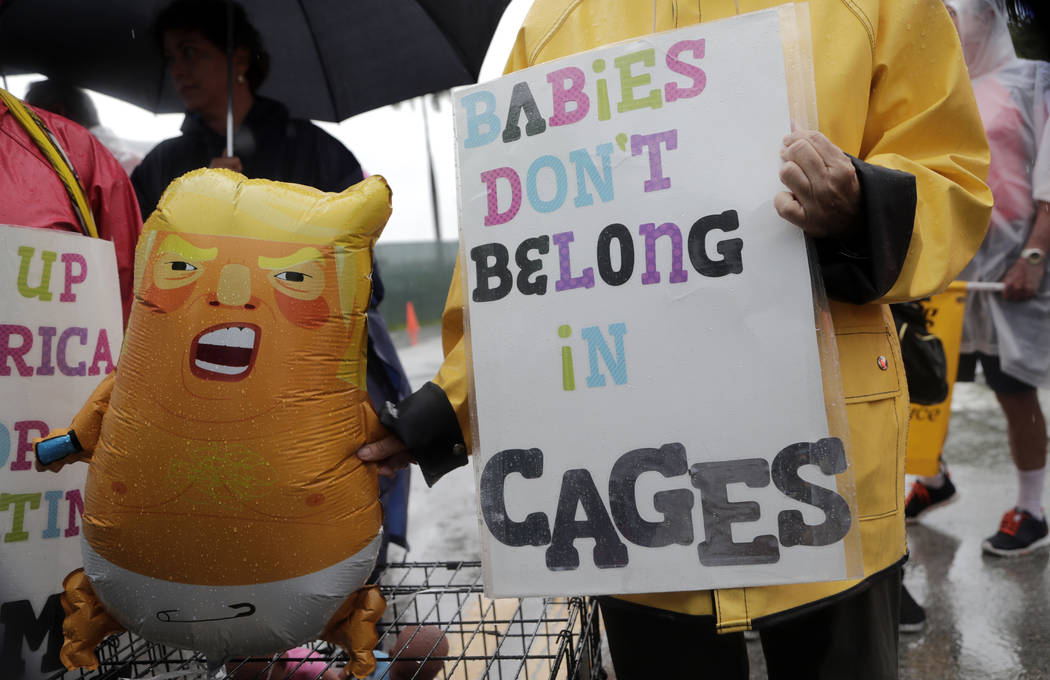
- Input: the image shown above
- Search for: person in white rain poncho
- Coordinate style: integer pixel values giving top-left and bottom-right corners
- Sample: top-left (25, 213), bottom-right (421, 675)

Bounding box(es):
top-left (907, 0), bottom-right (1050, 556)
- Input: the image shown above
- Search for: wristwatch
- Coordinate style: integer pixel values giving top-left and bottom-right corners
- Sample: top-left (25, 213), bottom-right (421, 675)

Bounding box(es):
top-left (1020, 247), bottom-right (1046, 265)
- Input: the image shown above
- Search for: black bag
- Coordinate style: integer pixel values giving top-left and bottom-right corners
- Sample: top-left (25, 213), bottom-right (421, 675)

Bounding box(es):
top-left (891, 301), bottom-right (949, 405)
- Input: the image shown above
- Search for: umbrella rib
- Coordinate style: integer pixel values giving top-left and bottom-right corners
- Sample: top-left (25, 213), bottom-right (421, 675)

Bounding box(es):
top-left (296, 0), bottom-right (340, 121)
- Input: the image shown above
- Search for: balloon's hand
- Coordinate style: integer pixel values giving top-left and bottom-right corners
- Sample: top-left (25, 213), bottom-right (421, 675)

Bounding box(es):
top-left (356, 435), bottom-right (414, 478)
top-left (775, 129), bottom-right (861, 240)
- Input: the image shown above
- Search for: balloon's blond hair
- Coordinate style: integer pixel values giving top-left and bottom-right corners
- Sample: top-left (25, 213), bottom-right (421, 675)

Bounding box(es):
top-left (132, 169), bottom-right (391, 388)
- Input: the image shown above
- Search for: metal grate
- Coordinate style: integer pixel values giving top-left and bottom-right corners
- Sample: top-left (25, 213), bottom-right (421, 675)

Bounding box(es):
top-left (47, 561), bottom-right (605, 680)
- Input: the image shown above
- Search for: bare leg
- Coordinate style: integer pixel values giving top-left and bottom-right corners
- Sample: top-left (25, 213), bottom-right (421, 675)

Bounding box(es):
top-left (995, 390), bottom-right (1047, 471)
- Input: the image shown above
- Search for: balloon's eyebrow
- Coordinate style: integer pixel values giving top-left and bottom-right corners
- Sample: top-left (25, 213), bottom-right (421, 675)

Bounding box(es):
top-left (157, 234), bottom-right (217, 262)
top-left (258, 248), bottom-right (325, 270)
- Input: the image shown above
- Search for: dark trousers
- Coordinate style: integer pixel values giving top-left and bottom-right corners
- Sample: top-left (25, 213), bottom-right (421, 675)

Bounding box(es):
top-left (598, 566), bottom-right (901, 680)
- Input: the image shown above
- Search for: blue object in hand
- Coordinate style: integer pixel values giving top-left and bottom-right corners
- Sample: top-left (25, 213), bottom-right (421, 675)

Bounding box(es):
top-left (36, 432), bottom-right (82, 466)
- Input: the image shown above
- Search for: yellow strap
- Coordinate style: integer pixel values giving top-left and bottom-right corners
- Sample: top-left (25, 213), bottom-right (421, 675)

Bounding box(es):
top-left (0, 88), bottom-right (100, 239)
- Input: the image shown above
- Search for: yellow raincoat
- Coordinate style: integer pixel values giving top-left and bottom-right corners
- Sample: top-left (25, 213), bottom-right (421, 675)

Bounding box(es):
top-left (412, 0), bottom-right (991, 631)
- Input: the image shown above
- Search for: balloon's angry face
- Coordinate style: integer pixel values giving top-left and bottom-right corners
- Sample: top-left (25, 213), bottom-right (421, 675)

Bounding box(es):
top-left (131, 231), bottom-right (353, 417)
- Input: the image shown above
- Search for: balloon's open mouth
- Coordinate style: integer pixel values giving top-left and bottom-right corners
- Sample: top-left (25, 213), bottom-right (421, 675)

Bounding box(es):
top-left (190, 323), bottom-right (261, 381)
top-left (156, 602), bottom-right (257, 623)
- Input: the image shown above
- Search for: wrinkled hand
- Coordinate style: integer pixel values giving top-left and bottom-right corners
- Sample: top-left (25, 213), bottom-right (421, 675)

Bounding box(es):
top-left (356, 435), bottom-right (414, 478)
top-left (1001, 258), bottom-right (1044, 302)
top-left (775, 129), bottom-right (861, 239)
top-left (209, 154), bottom-right (243, 172)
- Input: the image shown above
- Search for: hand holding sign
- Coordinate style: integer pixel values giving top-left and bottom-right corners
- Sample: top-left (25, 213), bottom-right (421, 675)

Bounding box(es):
top-left (775, 129), bottom-right (861, 239)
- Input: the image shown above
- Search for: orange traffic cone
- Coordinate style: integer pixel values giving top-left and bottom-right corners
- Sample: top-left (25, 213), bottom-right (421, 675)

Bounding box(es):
top-left (406, 301), bottom-right (420, 346)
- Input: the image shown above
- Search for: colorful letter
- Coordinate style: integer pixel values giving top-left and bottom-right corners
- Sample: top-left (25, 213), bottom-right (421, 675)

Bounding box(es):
top-left (582, 323), bottom-right (628, 387)
top-left (0, 325), bottom-right (34, 377)
top-left (615, 49), bottom-right (663, 113)
top-left (461, 91), bottom-right (501, 148)
top-left (1, 493), bottom-right (42, 543)
top-left (552, 232), bottom-right (594, 292)
top-left (639, 222), bottom-right (688, 285)
top-left (526, 155), bottom-right (568, 213)
top-left (665, 39), bottom-right (707, 102)
top-left (56, 327), bottom-right (87, 377)
top-left (0, 422), bottom-right (8, 468)
top-left (11, 421), bottom-right (47, 472)
top-left (35, 326), bottom-right (56, 376)
top-left (59, 253), bottom-right (88, 303)
top-left (559, 324), bottom-right (575, 391)
top-left (88, 328), bottom-right (116, 376)
top-left (42, 490), bottom-right (63, 539)
top-left (547, 66), bottom-right (590, 126)
top-left (65, 489), bottom-right (84, 538)
top-left (569, 143), bottom-right (615, 208)
top-left (592, 59), bottom-right (611, 121)
top-left (631, 129), bottom-right (678, 192)
top-left (480, 167), bottom-right (523, 226)
top-left (16, 247), bottom-right (55, 302)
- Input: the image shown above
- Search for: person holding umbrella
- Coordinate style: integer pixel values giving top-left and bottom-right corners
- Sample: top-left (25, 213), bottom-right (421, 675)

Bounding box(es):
top-left (129, 0), bottom-right (365, 214)
top-left (130, 0), bottom-right (413, 566)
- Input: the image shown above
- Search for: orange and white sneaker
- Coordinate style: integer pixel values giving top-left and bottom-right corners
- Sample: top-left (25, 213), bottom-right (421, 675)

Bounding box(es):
top-left (904, 474), bottom-right (957, 524)
top-left (981, 508), bottom-right (1050, 557)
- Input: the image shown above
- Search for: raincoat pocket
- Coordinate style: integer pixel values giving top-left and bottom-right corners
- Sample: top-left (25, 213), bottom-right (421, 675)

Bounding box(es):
top-left (838, 329), bottom-right (906, 518)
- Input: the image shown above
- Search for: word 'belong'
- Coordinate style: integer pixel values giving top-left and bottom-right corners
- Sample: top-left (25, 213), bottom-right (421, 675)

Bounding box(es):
top-left (461, 39), bottom-right (708, 150)
top-left (470, 210), bottom-right (744, 303)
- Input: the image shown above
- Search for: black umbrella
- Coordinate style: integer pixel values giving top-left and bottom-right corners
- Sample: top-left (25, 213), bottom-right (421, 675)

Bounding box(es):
top-left (0, 0), bottom-right (511, 123)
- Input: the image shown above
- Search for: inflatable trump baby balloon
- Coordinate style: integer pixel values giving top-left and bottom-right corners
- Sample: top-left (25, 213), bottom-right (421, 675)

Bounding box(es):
top-left (34, 169), bottom-right (392, 677)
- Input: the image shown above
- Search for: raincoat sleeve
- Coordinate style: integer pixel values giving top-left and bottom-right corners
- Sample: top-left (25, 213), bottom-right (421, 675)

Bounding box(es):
top-left (50, 113), bottom-right (142, 323)
top-left (825, 0), bottom-right (991, 304)
top-left (86, 141), bottom-right (142, 324)
top-left (378, 266), bottom-right (470, 486)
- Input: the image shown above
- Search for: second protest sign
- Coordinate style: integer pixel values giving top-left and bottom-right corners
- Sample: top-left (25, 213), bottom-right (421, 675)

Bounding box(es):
top-left (454, 8), bottom-right (858, 597)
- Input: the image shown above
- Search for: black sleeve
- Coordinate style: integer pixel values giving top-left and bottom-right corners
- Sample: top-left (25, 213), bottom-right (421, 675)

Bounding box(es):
top-left (129, 151), bottom-right (162, 220)
top-left (379, 382), bottom-right (468, 487)
top-left (310, 125), bottom-right (364, 193)
top-left (813, 156), bottom-right (917, 304)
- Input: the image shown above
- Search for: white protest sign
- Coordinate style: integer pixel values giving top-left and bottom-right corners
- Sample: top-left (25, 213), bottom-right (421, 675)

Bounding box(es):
top-left (454, 8), bottom-right (859, 598)
top-left (0, 225), bottom-right (123, 678)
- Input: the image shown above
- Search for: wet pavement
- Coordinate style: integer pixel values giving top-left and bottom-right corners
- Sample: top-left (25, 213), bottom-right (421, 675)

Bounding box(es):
top-left (390, 327), bottom-right (1050, 679)
top-left (898, 382), bottom-right (1050, 680)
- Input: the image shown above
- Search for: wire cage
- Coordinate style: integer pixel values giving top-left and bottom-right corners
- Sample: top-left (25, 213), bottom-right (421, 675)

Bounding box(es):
top-left (46, 561), bottom-right (606, 680)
